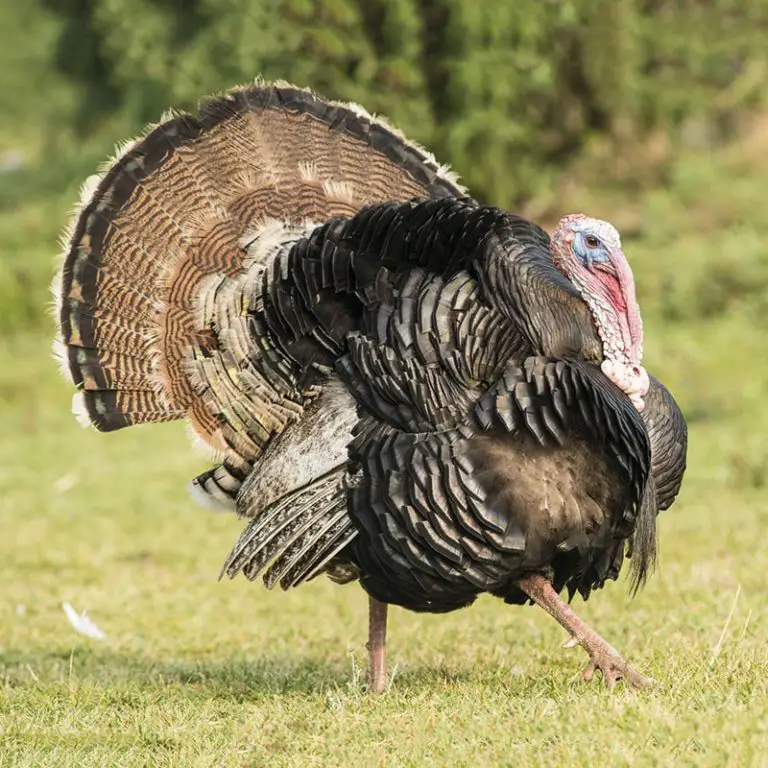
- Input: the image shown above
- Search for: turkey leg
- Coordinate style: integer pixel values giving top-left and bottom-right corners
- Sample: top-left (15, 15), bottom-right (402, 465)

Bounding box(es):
top-left (517, 574), bottom-right (654, 689)
top-left (366, 596), bottom-right (388, 693)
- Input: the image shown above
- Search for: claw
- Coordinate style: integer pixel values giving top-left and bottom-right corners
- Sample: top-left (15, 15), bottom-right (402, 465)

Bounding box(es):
top-left (582, 648), bottom-right (655, 690)
top-left (517, 575), bottom-right (656, 692)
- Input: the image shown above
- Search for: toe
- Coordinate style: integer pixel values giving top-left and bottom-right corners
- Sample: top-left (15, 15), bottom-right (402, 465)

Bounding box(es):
top-left (629, 670), bottom-right (656, 689)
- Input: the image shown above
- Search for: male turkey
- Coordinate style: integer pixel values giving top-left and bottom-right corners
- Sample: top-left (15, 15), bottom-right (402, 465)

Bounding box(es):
top-left (53, 81), bottom-right (687, 692)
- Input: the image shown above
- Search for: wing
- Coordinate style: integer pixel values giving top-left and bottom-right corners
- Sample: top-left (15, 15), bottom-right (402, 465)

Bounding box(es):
top-left (257, 197), bottom-right (604, 387)
top-left (642, 374), bottom-right (688, 511)
top-left (216, 379), bottom-right (360, 589)
top-left (346, 355), bottom-right (654, 611)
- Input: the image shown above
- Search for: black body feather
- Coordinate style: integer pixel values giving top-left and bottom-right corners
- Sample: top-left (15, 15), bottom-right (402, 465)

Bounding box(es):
top-left (55, 83), bottom-right (687, 614)
top-left (238, 198), bottom-right (687, 611)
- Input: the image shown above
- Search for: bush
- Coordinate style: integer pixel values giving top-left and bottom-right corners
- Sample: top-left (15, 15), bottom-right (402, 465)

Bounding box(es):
top-left (36, 0), bottom-right (768, 207)
top-left (2, 0), bottom-right (767, 336)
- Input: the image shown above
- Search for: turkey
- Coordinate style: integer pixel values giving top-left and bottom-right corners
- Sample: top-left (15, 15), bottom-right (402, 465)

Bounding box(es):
top-left (53, 81), bottom-right (687, 692)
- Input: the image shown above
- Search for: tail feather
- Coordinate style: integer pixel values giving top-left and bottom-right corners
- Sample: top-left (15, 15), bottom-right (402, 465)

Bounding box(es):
top-left (54, 80), bottom-right (463, 473)
top-left (71, 390), bottom-right (181, 430)
top-left (188, 463), bottom-right (244, 511)
top-left (68, 348), bottom-right (157, 392)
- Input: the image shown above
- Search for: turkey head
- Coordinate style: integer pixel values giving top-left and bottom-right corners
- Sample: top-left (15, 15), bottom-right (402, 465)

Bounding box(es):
top-left (551, 214), bottom-right (650, 411)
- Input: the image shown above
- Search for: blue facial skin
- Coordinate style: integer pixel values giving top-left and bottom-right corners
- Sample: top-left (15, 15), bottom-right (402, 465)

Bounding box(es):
top-left (572, 231), bottom-right (611, 269)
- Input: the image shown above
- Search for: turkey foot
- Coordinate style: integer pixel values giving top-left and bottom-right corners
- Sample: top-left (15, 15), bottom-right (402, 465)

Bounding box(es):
top-left (366, 596), bottom-right (389, 694)
top-left (581, 642), bottom-right (654, 689)
top-left (517, 573), bottom-right (654, 690)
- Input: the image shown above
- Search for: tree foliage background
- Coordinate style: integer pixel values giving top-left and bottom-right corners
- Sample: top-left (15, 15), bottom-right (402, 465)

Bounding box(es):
top-left (5, 0), bottom-right (768, 206)
top-left (1, 0), bottom-right (768, 333)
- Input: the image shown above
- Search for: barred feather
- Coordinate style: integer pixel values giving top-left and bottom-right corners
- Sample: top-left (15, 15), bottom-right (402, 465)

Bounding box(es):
top-left (54, 79), bottom-right (465, 469)
top-left (53, 79), bottom-right (687, 620)
top-left (220, 468), bottom-right (353, 590)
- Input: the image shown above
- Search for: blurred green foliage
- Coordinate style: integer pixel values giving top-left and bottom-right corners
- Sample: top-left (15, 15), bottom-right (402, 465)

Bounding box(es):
top-left (1, 0), bottom-right (768, 341)
top-left (7, 1), bottom-right (768, 200)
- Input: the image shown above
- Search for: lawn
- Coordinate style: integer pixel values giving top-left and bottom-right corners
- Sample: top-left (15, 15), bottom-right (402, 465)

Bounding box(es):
top-left (1, 124), bottom-right (767, 766)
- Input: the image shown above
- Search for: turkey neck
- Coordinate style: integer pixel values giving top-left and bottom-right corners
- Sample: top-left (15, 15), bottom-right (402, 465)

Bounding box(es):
top-left (474, 224), bottom-right (604, 365)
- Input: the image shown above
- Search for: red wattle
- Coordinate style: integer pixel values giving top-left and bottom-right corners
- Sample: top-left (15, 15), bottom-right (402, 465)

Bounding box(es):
top-left (597, 271), bottom-right (627, 313)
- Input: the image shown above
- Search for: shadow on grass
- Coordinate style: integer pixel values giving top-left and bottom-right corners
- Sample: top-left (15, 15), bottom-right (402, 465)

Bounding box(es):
top-left (0, 647), bottom-right (544, 700)
top-left (0, 648), bottom-right (351, 700)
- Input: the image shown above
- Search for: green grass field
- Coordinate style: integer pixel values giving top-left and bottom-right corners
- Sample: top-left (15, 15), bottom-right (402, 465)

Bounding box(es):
top-left (1, 123), bottom-right (767, 767)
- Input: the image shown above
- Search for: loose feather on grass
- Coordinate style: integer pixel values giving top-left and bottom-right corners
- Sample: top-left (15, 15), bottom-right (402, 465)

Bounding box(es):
top-left (62, 602), bottom-right (107, 641)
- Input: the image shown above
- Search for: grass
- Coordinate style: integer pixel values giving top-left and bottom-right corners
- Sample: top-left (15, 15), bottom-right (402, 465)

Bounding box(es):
top-left (1, 122), bottom-right (768, 767)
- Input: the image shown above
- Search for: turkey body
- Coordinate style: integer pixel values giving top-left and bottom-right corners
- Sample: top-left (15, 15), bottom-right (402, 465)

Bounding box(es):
top-left (54, 82), bottom-right (687, 688)
top-left (222, 197), bottom-right (683, 614)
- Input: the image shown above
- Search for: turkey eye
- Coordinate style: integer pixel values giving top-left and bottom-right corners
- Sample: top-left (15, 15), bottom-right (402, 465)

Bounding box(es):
top-left (585, 235), bottom-right (600, 249)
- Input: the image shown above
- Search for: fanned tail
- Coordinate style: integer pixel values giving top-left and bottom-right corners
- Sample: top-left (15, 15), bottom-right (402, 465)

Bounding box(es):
top-left (53, 80), bottom-right (465, 470)
top-left (54, 80), bottom-right (467, 589)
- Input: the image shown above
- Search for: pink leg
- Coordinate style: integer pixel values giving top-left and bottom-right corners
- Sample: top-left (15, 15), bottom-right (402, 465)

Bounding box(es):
top-left (366, 596), bottom-right (388, 693)
top-left (517, 574), bottom-right (654, 689)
